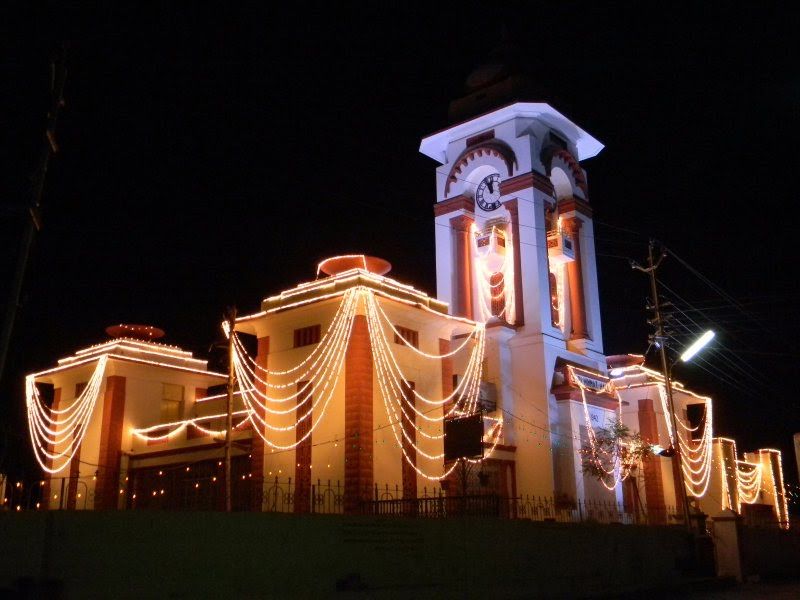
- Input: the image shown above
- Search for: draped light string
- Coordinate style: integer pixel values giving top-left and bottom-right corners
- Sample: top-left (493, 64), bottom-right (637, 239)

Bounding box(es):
top-left (369, 294), bottom-right (486, 410)
top-left (568, 366), bottom-right (635, 491)
top-left (363, 290), bottom-right (492, 479)
top-left (26, 355), bottom-right (108, 473)
top-left (759, 449), bottom-right (790, 530)
top-left (232, 290), bottom-right (358, 446)
top-left (131, 410), bottom-right (253, 441)
top-left (735, 460), bottom-right (762, 506)
top-left (471, 222), bottom-right (516, 325)
top-left (774, 449), bottom-right (790, 529)
top-left (466, 417), bottom-right (503, 464)
top-left (220, 285), bottom-right (488, 475)
top-left (366, 293), bottom-right (484, 426)
top-left (235, 287), bottom-right (356, 379)
top-left (371, 297), bottom-right (479, 359)
top-left (231, 290), bottom-right (359, 408)
top-left (675, 399), bottom-right (713, 497)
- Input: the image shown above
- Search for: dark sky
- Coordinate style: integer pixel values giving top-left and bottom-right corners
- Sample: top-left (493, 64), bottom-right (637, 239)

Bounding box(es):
top-left (2, 4), bottom-right (798, 494)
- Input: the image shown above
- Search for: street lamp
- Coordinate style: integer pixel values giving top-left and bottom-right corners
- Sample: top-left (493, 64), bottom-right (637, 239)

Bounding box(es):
top-left (680, 330), bottom-right (715, 363)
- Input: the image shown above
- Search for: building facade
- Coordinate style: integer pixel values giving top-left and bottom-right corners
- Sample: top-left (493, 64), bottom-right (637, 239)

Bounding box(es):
top-left (19, 99), bottom-right (789, 527)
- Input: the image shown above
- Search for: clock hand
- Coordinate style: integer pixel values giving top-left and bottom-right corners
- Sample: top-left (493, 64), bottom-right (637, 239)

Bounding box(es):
top-left (487, 179), bottom-right (494, 194)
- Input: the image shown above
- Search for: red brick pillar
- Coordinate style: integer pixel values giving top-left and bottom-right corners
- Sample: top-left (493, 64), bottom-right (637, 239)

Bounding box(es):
top-left (294, 382), bottom-right (312, 513)
top-left (638, 398), bottom-right (666, 524)
top-left (251, 336), bottom-right (269, 510)
top-left (504, 199), bottom-right (525, 326)
top-left (344, 315), bottom-right (372, 514)
top-left (43, 387), bottom-right (62, 508)
top-left (95, 375), bottom-right (126, 510)
top-left (451, 214), bottom-right (475, 319)
top-left (401, 382), bottom-right (417, 504)
top-left (564, 217), bottom-right (588, 340)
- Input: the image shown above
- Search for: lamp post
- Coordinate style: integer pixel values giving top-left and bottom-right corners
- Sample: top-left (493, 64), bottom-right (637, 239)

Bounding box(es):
top-left (632, 241), bottom-right (715, 530)
top-left (225, 307), bottom-right (237, 513)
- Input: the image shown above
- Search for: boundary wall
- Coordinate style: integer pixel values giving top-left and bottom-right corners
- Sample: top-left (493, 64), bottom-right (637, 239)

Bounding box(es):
top-left (1, 512), bottom-right (694, 598)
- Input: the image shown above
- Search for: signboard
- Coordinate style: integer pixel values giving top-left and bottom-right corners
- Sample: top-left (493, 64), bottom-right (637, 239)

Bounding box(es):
top-left (444, 413), bottom-right (484, 462)
top-left (573, 372), bottom-right (607, 392)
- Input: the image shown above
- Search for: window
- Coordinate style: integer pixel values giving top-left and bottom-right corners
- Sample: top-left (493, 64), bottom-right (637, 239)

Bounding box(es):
top-left (294, 325), bottom-right (321, 348)
top-left (394, 325), bottom-right (419, 349)
top-left (160, 383), bottom-right (184, 422)
top-left (490, 272), bottom-right (505, 318)
top-left (685, 403), bottom-right (705, 441)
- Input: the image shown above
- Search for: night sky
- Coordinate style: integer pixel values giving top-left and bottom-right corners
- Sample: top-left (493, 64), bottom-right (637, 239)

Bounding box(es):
top-left (2, 4), bottom-right (798, 497)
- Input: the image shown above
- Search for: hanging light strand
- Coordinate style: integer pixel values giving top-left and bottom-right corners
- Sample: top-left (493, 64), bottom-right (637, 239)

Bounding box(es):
top-left (26, 355), bottom-right (108, 473)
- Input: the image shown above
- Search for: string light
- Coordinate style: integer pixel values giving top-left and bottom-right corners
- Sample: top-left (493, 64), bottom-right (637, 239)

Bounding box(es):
top-left (471, 222), bottom-right (516, 325)
top-left (26, 355), bottom-right (108, 473)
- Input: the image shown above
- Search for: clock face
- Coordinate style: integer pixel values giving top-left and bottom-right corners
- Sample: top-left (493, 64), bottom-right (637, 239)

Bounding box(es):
top-left (475, 173), bottom-right (502, 211)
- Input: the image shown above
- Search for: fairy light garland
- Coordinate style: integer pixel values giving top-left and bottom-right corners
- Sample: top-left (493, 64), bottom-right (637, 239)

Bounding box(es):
top-left (760, 449), bottom-right (790, 530)
top-left (233, 291), bottom-right (356, 442)
top-left (131, 409), bottom-right (253, 441)
top-left (26, 355), bottom-right (108, 473)
top-left (231, 290), bottom-right (359, 409)
top-left (367, 294), bottom-right (486, 411)
top-left (471, 222), bottom-right (516, 325)
top-left (674, 399), bottom-right (713, 497)
top-left (227, 286), bottom-right (489, 478)
top-left (25, 281), bottom-right (496, 486)
top-left (735, 460), bottom-right (762, 506)
top-left (568, 366), bottom-right (636, 491)
top-left (235, 287), bottom-right (357, 379)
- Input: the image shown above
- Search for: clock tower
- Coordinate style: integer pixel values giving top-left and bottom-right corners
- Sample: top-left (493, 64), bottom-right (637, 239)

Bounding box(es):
top-left (420, 90), bottom-right (609, 499)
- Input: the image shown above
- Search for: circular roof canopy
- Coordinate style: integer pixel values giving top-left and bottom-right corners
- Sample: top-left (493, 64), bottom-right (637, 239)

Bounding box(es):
top-left (318, 255), bottom-right (391, 276)
top-left (105, 324), bottom-right (165, 340)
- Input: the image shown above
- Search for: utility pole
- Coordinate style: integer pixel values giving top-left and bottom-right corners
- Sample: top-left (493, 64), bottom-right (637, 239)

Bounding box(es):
top-left (225, 306), bottom-right (237, 513)
top-left (632, 240), bottom-right (691, 530)
top-left (0, 46), bottom-right (68, 385)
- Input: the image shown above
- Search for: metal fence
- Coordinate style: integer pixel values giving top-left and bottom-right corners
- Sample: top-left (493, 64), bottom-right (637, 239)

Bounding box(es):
top-left (0, 474), bottom-right (732, 529)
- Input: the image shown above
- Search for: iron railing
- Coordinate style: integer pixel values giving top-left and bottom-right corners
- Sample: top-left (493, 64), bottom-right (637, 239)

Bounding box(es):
top-left (0, 474), bottom-right (703, 527)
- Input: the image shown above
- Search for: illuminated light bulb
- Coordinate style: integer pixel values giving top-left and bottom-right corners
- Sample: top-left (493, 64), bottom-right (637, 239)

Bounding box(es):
top-left (16, 506), bottom-right (21, 511)
top-left (160, 489), bottom-right (165, 495)
top-left (76, 493), bottom-right (81, 498)
top-left (36, 502), bottom-right (41, 509)
top-left (158, 471), bottom-right (163, 476)
top-left (194, 483), bottom-right (199, 489)
top-left (133, 494), bottom-right (136, 499)
top-left (53, 494), bottom-right (58, 500)
top-left (119, 489), bottom-right (124, 495)
top-left (186, 467), bottom-right (190, 472)
top-left (680, 330), bottom-right (715, 362)
top-left (152, 491), bottom-right (157, 496)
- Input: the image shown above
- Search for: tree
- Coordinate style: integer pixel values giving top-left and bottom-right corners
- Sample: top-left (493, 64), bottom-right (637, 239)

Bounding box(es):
top-left (579, 419), bottom-right (653, 488)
